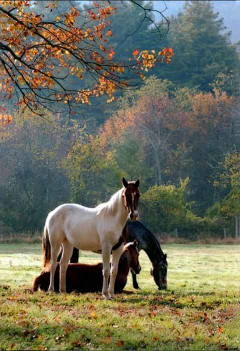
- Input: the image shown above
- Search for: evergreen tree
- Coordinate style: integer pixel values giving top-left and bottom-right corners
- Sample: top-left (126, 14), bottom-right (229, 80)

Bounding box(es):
top-left (107, 1), bottom-right (157, 62)
top-left (157, 1), bottom-right (240, 92)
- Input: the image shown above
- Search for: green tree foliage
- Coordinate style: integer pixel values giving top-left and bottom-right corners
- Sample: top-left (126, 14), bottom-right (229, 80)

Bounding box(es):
top-left (157, 1), bottom-right (240, 92)
top-left (113, 131), bottom-right (150, 190)
top-left (205, 152), bottom-right (240, 237)
top-left (140, 177), bottom-right (220, 237)
top-left (107, 1), bottom-right (157, 62)
top-left (213, 152), bottom-right (240, 219)
top-left (62, 135), bottom-right (122, 206)
top-left (0, 115), bottom-right (79, 232)
top-left (140, 178), bottom-right (196, 236)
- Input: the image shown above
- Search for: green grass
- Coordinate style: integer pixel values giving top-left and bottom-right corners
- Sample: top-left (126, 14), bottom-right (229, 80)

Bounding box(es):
top-left (0, 243), bottom-right (240, 350)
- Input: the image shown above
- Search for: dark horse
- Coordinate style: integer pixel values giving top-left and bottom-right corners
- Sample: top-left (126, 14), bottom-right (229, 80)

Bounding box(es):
top-left (63, 221), bottom-right (167, 290)
top-left (124, 221), bottom-right (167, 290)
top-left (33, 241), bottom-right (141, 293)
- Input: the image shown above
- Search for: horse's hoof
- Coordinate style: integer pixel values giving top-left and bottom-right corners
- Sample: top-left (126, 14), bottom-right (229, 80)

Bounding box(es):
top-left (47, 289), bottom-right (55, 294)
top-left (133, 285), bottom-right (140, 290)
top-left (109, 292), bottom-right (116, 299)
top-left (103, 293), bottom-right (112, 300)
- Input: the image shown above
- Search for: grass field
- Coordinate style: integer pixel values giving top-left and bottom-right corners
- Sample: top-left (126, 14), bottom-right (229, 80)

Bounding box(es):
top-left (0, 243), bottom-right (240, 350)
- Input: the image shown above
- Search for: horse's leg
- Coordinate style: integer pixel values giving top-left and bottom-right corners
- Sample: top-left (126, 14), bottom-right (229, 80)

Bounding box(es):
top-left (49, 242), bottom-right (61, 292)
top-left (109, 243), bottom-right (124, 298)
top-left (131, 271), bottom-right (140, 290)
top-left (101, 244), bottom-right (112, 300)
top-left (59, 239), bottom-right (73, 293)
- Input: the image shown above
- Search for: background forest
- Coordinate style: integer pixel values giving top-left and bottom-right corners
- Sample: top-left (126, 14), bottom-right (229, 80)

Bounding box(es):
top-left (1, 0), bottom-right (240, 239)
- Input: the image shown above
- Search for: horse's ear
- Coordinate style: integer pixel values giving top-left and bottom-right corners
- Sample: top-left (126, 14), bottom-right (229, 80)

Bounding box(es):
top-left (133, 239), bottom-right (138, 247)
top-left (135, 179), bottom-right (140, 188)
top-left (122, 177), bottom-right (128, 188)
top-left (164, 253), bottom-right (167, 261)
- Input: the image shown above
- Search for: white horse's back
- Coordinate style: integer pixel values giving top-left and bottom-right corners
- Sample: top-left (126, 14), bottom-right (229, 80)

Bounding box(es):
top-left (46, 203), bottom-right (101, 251)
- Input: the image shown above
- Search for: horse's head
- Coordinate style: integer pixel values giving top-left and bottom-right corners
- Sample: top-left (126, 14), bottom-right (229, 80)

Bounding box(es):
top-left (150, 253), bottom-right (168, 290)
top-left (32, 271), bottom-right (50, 292)
top-left (125, 240), bottom-right (141, 274)
top-left (122, 177), bottom-right (140, 221)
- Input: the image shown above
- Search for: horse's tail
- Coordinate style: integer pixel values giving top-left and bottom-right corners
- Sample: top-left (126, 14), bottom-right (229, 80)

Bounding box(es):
top-left (42, 224), bottom-right (51, 271)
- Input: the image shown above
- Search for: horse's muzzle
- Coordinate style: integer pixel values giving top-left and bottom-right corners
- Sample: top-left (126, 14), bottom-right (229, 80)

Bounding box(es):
top-left (136, 265), bottom-right (141, 274)
top-left (130, 211), bottom-right (138, 221)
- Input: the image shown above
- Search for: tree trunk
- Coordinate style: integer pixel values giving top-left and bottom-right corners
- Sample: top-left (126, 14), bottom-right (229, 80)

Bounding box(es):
top-left (238, 216), bottom-right (240, 237)
top-left (235, 216), bottom-right (239, 238)
top-left (175, 228), bottom-right (178, 238)
top-left (223, 228), bottom-right (227, 239)
top-left (154, 149), bottom-right (162, 186)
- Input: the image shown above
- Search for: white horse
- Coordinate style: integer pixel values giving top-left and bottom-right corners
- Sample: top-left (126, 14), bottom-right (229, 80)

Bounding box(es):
top-left (42, 178), bottom-right (140, 299)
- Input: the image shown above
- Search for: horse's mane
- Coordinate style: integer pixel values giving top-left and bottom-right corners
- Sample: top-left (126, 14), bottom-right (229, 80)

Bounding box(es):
top-left (137, 221), bottom-right (165, 258)
top-left (96, 188), bottom-right (123, 216)
top-left (149, 230), bottom-right (163, 253)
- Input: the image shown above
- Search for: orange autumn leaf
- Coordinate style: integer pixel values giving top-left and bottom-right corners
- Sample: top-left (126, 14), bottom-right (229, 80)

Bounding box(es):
top-left (150, 312), bottom-right (157, 317)
top-left (0, 113), bottom-right (13, 127)
top-left (133, 49), bottom-right (139, 56)
top-left (90, 311), bottom-right (98, 319)
top-left (202, 312), bottom-right (208, 322)
top-left (108, 50), bottom-right (115, 60)
top-left (100, 336), bottom-right (111, 344)
top-left (116, 340), bottom-right (124, 346)
top-left (218, 326), bottom-right (224, 333)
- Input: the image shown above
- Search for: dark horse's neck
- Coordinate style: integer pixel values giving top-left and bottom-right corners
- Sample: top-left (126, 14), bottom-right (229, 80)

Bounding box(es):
top-left (126, 221), bottom-right (164, 267)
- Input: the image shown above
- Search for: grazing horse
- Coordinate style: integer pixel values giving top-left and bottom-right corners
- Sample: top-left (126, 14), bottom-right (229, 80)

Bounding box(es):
top-left (125, 221), bottom-right (168, 290)
top-left (33, 241), bottom-right (141, 293)
top-left (42, 178), bottom-right (140, 299)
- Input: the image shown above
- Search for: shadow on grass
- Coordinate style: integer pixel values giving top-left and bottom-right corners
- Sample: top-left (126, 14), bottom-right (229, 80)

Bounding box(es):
top-left (3, 285), bottom-right (239, 312)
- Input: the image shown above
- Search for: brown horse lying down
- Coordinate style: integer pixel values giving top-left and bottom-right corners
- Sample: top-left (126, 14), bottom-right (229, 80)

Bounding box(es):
top-left (33, 241), bottom-right (141, 293)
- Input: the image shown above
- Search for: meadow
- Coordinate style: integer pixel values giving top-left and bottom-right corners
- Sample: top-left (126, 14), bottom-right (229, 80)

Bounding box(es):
top-left (0, 243), bottom-right (240, 350)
